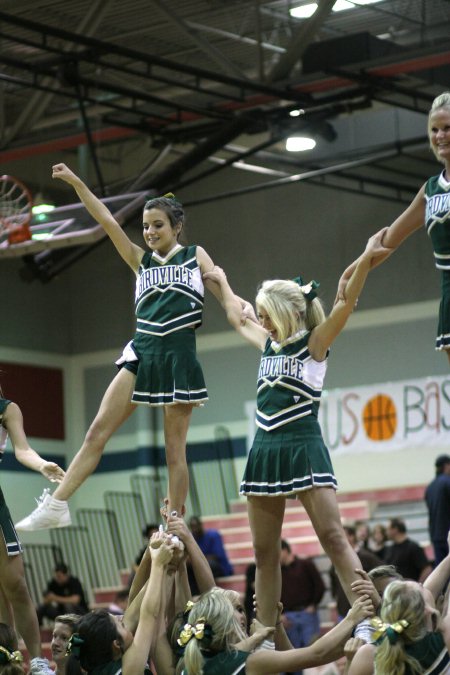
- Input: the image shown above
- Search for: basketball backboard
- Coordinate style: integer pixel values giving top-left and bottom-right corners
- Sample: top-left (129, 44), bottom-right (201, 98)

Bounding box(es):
top-left (0, 190), bottom-right (148, 259)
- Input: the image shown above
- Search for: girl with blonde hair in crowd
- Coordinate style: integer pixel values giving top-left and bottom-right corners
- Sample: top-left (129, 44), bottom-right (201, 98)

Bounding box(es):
top-left (176, 587), bottom-right (373, 675)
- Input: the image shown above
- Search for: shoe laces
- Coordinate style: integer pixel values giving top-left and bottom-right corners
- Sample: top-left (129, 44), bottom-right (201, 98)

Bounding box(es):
top-left (35, 487), bottom-right (51, 509)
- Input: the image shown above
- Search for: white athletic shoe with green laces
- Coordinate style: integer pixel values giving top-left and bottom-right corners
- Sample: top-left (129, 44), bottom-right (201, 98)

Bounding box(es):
top-left (15, 488), bottom-right (71, 531)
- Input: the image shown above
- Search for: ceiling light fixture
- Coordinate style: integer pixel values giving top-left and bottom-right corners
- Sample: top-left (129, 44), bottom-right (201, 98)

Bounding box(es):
top-left (286, 136), bottom-right (316, 152)
top-left (290, 0), bottom-right (384, 18)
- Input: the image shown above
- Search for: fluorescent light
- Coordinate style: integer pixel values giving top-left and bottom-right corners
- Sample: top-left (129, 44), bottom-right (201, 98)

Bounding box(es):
top-left (290, 3), bottom-right (317, 19)
top-left (289, 109), bottom-right (305, 117)
top-left (290, 0), bottom-right (383, 18)
top-left (286, 136), bottom-right (316, 152)
top-left (32, 203), bottom-right (55, 214)
top-left (332, 0), bottom-right (354, 10)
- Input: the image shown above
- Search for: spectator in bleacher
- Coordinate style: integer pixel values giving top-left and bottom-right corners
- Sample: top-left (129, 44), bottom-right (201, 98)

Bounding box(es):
top-left (108, 589), bottom-right (129, 617)
top-left (354, 521), bottom-right (371, 551)
top-left (51, 614), bottom-right (81, 675)
top-left (330, 526), bottom-right (382, 620)
top-left (368, 524), bottom-right (389, 561)
top-left (384, 518), bottom-right (432, 583)
top-left (0, 392), bottom-right (65, 674)
top-left (425, 454), bottom-right (450, 566)
top-left (188, 515), bottom-right (233, 584)
top-left (280, 539), bottom-right (325, 674)
top-left (37, 563), bottom-right (89, 626)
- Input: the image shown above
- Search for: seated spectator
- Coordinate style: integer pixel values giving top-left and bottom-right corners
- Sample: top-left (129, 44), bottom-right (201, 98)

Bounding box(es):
top-left (330, 525), bottom-right (382, 619)
top-left (280, 538), bottom-right (325, 662)
top-left (108, 589), bottom-right (129, 616)
top-left (368, 524), bottom-right (389, 561)
top-left (384, 518), bottom-right (432, 582)
top-left (51, 614), bottom-right (81, 675)
top-left (187, 515), bottom-right (233, 593)
top-left (37, 563), bottom-right (89, 626)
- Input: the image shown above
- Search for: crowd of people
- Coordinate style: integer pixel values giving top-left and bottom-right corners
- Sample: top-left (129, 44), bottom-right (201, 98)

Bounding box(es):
top-left (1, 90), bottom-right (450, 673)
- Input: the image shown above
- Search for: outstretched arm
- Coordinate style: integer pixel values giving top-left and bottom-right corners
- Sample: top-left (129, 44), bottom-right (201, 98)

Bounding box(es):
top-left (203, 265), bottom-right (266, 349)
top-left (52, 163), bottom-right (144, 271)
top-left (247, 596), bottom-right (374, 675)
top-left (3, 402), bottom-right (65, 483)
top-left (198, 247), bottom-right (258, 324)
top-left (309, 229), bottom-right (391, 360)
top-left (337, 184), bottom-right (425, 300)
top-left (122, 541), bottom-right (173, 675)
top-left (166, 515), bottom-right (215, 595)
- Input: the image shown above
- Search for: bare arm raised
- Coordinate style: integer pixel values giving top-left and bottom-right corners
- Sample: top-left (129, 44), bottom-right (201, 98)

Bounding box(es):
top-left (337, 185), bottom-right (425, 300)
top-left (309, 229), bottom-right (391, 361)
top-left (52, 163), bottom-right (144, 272)
top-left (203, 266), bottom-right (266, 350)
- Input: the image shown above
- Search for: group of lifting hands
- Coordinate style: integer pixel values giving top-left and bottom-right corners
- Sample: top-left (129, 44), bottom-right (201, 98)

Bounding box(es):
top-left (1, 92), bottom-right (450, 674)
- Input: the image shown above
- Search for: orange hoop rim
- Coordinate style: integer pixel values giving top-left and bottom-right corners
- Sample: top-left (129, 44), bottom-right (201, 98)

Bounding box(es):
top-left (0, 174), bottom-right (33, 231)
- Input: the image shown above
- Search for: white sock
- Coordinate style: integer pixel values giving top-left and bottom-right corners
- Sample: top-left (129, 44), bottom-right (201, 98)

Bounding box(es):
top-left (260, 639), bottom-right (275, 650)
top-left (49, 497), bottom-right (68, 509)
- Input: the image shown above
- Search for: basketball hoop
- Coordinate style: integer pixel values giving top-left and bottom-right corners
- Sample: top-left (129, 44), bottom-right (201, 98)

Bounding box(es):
top-left (0, 175), bottom-right (33, 245)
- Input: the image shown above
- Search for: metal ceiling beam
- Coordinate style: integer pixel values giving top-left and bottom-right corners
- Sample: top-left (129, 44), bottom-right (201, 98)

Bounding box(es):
top-left (151, 0), bottom-right (249, 80)
top-left (3, 0), bottom-right (110, 145)
top-left (267, 0), bottom-right (336, 82)
top-left (0, 11), bottom-right (307, 104)
top-left (182, 145), bottom-right (420, 208)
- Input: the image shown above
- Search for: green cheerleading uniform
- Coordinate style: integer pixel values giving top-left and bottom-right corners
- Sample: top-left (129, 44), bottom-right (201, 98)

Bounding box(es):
top-left (0, 399), bottom-right (23, 556)
top-left (181, 649), bottom-right (248, 674)
top-left (89, 659), bottom-right (151, 675)
top-left (425, 171), bottom-right (450, 350)
top-left (115, 244), bottom-right (208, 406)
top-left (402, 631), bottom-right (450, 675)
top-left (240, 330), bottom-right (336, 497)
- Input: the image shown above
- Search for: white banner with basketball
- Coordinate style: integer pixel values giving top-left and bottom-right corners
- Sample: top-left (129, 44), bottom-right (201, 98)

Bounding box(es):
top-left (246, 374), bottom-right (450, 455)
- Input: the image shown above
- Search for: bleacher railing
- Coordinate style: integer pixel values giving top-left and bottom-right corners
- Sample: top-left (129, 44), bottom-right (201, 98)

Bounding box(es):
top-left (22, 543), bottom-right (63, 606)
top-left (50, 526), bottom-right (98, 605)
top-left (104, 491), bottom-right (147, 570)
top-left (77, 508), bottom-right (124, 586)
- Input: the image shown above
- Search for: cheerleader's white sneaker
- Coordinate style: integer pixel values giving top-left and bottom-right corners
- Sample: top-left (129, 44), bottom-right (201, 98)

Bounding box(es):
top-left (15, 488), bottom-right (71, 531)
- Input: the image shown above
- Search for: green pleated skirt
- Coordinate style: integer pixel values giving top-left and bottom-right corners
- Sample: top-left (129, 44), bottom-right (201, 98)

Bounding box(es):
top-left (0, 488), bottom-right (22, 556)
top-left (116, 328), bottom-right (208, 406)
top-left (436, 270), bottom-right (450, 350)
top-left (240, 418), bottom-right (337, 497)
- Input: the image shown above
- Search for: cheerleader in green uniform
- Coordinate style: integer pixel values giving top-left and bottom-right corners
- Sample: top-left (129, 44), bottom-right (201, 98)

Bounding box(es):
top-left (339, 91), bottom-right (450, 362)
top-left (0, 391), bottom-right (64, 671)
top-left (17, 163), bottom-right (250, 532)
top-left (176, 587), bottom-right (373, 675)
top-left (203, 231), bottom-right (387, 629)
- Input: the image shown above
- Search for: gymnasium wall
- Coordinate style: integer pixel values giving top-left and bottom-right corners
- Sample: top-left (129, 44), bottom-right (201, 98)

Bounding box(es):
top-left (0, 165), bottom-right (448, 528)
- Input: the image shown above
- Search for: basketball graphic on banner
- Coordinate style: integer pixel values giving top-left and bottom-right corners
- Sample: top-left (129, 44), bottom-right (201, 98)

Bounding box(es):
top-left (362, 394), bottom-right (397, 441)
